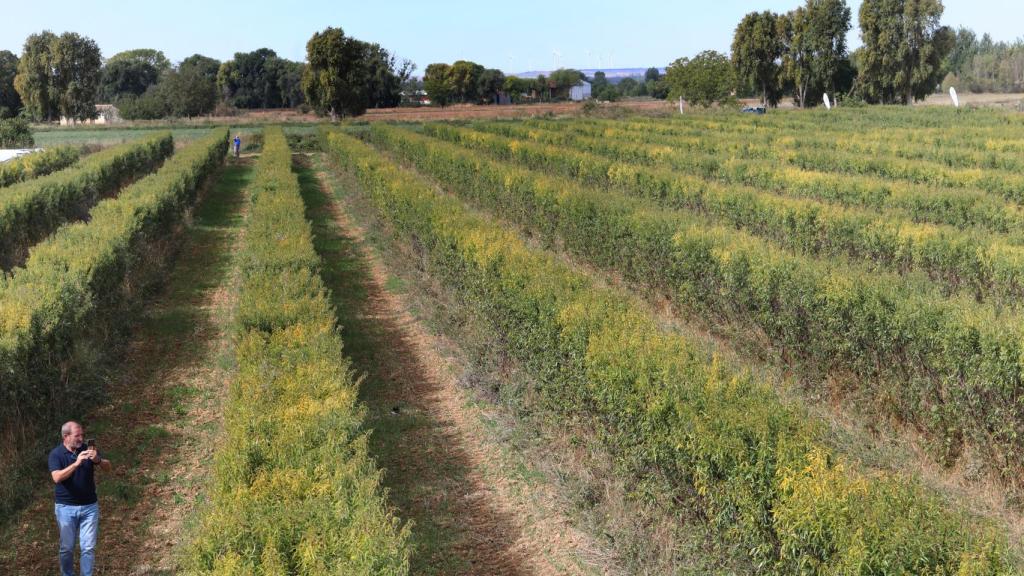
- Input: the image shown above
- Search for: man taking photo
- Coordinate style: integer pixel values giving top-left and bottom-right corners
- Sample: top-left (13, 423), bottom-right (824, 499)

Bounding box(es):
top-left (48, 421), bottom-right (112, 576)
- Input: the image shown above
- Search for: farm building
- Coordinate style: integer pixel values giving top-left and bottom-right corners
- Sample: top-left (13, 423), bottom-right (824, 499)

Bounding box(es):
top-left (569, 80), bottom-right (592, 101)
top-left (59, 104), bottom-right (123, 126)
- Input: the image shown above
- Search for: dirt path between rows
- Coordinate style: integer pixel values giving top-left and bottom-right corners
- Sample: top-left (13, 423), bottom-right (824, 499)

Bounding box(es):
top-left (0, 158), bottom-right (250, 576)
top-left (296, 154), bottom-right (596, 576)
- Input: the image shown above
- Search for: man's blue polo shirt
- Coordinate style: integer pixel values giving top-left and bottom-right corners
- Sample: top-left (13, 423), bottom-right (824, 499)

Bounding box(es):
top-left (47, 444), bottom-right (98, 505)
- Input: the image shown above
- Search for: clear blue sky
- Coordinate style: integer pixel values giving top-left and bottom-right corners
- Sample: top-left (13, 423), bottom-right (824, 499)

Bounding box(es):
top-left (1, 1), bottom-right (1021, 74)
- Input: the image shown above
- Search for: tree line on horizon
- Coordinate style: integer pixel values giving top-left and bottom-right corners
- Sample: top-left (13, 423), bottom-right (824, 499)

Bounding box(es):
top-left (1, 0), bottom-right (1023, 122)
top-left (674, 0), bottom-right (1023, 108)
top-left (0, 27), bottom-right (414, 122)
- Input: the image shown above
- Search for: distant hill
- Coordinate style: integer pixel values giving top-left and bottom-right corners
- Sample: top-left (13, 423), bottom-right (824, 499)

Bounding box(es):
top-left (511, 68), bottom-right (666, 84)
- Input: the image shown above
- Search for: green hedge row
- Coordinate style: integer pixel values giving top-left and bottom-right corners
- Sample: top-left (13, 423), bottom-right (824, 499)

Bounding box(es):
top-left (182, 127), bottom-right (410, 575)
top-left (517, 117), bottom-right (1024, 205)
top-left (426, 123), bottom-right (1024, 303)
top-left (566, 110), bottom-right (1024, 145)
top-left (0, 132), bottom-right (175, 269)
top-left (539, 116), bottom-right (1024, 171)
top-left (326, 128), bottom-right (1011, 575)
top-left (477, 120), bottom-right (1024, 235)
top-left (369, 123), bottom-right (1024, 486)
top-left (0, 128), bottom-right (227, 518)
top-left (0, 146), bottom-right (81, 188)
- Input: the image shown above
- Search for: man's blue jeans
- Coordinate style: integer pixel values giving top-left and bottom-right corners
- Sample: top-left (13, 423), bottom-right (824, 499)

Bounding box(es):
top-left (54, 502), bottom-right (99, 576)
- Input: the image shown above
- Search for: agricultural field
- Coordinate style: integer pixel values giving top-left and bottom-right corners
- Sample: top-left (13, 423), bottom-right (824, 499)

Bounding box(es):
top-left (3, 107), bottom-right (1024, 576)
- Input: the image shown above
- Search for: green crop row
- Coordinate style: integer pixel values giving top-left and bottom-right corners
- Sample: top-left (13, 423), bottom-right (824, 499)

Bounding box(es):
top-left (326, 128), bottom-right (1011, 575)
top-left (0, 128), bottom-right (227, 519)
top-left (529, 117), bottom-right (1024, 200)
top-left (0, 146), bottom-right (81, 188)
top-left (368, 123), bottom-right (1024, 486)
top-left (577, 108), bottom-right (1024, 142)
top-left (425, 123), bottom-right (1024, 303)
top-left (182, 128), bottom-right (410, 576)
top-left (484, 120), bottom-right (1024, 234)
top-left (0, 133), bottom-right (175, 269)
top-left (550, 115), bottom-right (1024, 165)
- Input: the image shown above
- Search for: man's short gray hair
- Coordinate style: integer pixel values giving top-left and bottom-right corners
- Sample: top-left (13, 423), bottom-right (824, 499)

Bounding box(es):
top-left (60, 421), bottom-right (80, 438)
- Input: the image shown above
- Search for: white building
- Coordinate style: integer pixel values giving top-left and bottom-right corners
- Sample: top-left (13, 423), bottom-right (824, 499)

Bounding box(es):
top-left (569, 80), bottom-right (592, 101)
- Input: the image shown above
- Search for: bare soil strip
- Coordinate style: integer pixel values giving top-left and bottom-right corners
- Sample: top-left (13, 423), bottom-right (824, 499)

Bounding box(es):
top-left (297, 154), bottom-right (614, 576)
top-left (0, 158), bottom-right (251, 576)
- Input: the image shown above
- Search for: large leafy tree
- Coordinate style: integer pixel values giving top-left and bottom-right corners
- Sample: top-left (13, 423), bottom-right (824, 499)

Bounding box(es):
top-left (119, 65), bottom-right (219, 120)
top-left (363, 43), bottom-right (414, 108)
top-left (51, 32), bottom-right (102, 121)
top-left (0, 50), bottom-right (21, 118)
top-left (448, 60), bottom-right (484, 103)
top-left (858, 0), bottom-right (954, 104)
top-left (807, 0), bottom-right (853, 97)
top-left (301, 27), bottom-right (410, 115)
top-left (162, 67), bottom-right (218, 117)
top-left (218, 48), bottom-right (279, 108)
top-left (14, 31), bottom-right (59, 121)
top-left (476, 68), bottom-right (505, 104)
top-left (16, 31), bottom-right (101, 121)
top-left (99, 50), bottom-right (167, 102)
top-left (666, 50), bottom-right (735, 107)
top-left (732, 11), bottom-right (784, 106)
top-left (266, 57), bottom-right (306, 108)
top-left (106, 49), bottom-right (170, 73)
top-left (780, 0), bottom-right (851, 107)
top-left (423, 63), bottom-right (454, 106)
top-left (179, 54), bottom-right (221, 81)
top-left (943, 26), bottom-right (978, 78)
top-left (778, 9), bottom-right (810, 105)
top-left (301, 27), bottom-right (370, 119)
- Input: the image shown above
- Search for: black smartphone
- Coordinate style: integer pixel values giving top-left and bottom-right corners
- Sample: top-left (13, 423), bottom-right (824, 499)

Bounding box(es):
top-left (85, 438), bottom-right (96, 450)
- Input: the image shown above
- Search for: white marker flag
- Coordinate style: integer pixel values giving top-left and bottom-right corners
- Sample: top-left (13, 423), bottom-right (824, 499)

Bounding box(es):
top-left (823, 93), bottom-right (832, 110)
top-left (950, 86), bottom-right (960, 108)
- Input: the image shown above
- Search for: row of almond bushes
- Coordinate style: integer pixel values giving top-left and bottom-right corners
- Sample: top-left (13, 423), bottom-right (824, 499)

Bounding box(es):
top-left (479, 120), bottom-right (1024, 235)
top-left (0, 128), bottom-right (227, 518)
top-left (428, 123), bottom-right (1024, 303)
top-left (520, 117), bottom-right (1024, 204)
top-left (182, 127), bottom-right (410, 575)
top-left (550, 115), bottom-right (1024, 171)
top-left (0, 132), bottom-right (175, 269)
top-left (370, 123), bottom-right (1024, 487)
top-left (575, 109), bottom-right (1024, 146)
top-left (0, 146), bottom-right (81, 188)
top-left (326, 128), bottom-right (1011, 575)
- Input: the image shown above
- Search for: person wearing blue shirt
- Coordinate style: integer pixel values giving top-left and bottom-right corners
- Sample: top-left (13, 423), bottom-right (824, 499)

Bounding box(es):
top-left (47, 421), bottom-right (112, 576)
top-left (233, 134), bottom-right (241, 157)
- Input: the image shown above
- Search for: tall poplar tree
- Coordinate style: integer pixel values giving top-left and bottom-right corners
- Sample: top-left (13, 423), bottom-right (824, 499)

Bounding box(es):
top-left (858, 0), bottom-right (953, 104)
top-left (14, 31), bottom-right (100, 121)
top-left (732, 11), bottom-right (784, 106)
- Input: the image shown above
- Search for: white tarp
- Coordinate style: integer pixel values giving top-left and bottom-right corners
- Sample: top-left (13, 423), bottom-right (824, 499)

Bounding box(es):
top-left (0, 149), bottom-right (43, 163)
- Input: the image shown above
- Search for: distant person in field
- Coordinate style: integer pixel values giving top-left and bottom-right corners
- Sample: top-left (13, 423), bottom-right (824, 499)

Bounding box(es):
top-left (48, 421), bottom-right (111, 576)
top-left (233, 134), bottom-right (241, 157)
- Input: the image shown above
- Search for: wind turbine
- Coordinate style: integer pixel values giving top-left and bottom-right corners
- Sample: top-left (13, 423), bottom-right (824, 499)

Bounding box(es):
top-left (552, 49), bottom-right (562, 70)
